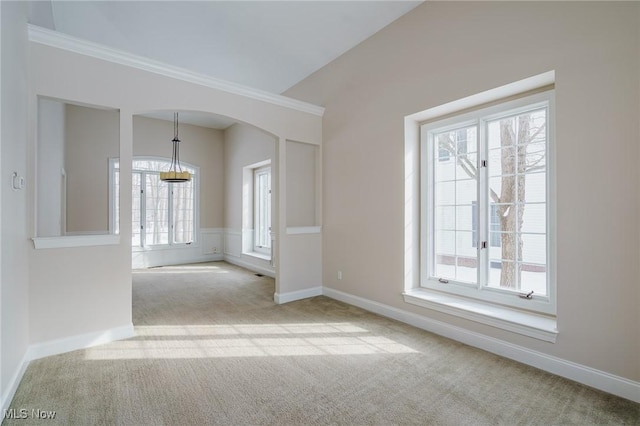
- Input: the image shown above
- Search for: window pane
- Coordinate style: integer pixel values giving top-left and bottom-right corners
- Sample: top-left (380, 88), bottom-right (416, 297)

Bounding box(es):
top-left (432, 125), bottom-right (478, 284)
top-left (145, 174), bottom-right (169, 246)
top-left (522, 109), bottom-right (547, 144)
top-left (436, 206), bottom-right (455, 231)
top-left (456, 231), bottom-right (476, 257)
top-left (172, 179), bottom-right (195, 244)
top-left (519, 233), bottom-right (546, 265)
top-left (455, 152), bottom-right (477, 179)
top-left (133, 159), bottom-right (195, 174)
top-left (456, 257), bottom-right (477, 284)
top-left (455, 179), bottom-right (476, 205)
top-left (488, 148), bottom-right (514, 177)
top-left (435, 159), bottom-right (455, 182)
top-left (487, 120), bottom-right (505, 150)
top-left (435, 230), bottom-right (455, 256)
top-left (461, 127), bottom-right (477, 153)
top-left (487, 233), bottom-right (518, 290)
top-left (520, 203), bottom-right (546, 234)
top-left (490, 204), bottom-right (515, 233)
top-left (524, 142), bottom-right (546, 169)
top-left (488, 260), bottom-right (516, 289)
top-left (489, 116), bottom-right (516, 148)
top-left (437, 127), bottom-right (476, 158)
top-left (434, 254), bottom-right (454, 280)
top-left (437, 138), bottom-right (452, 162)
top-left (435, 181), bottom-right (455, 205)
top-left (519, 172), bottom-right (546, 203)
top-left (485, 108), bottom-right (547, 292)
top-left (520, 263), bottom-right (547, 296)
top-left (489, 176), bottom-right (516, 202)
top-left (455, 205), bottom-right (473, 232)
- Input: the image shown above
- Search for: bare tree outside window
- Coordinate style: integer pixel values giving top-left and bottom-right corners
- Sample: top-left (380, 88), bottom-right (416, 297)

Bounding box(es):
top-left (436, 109), bottom-right (546, 290)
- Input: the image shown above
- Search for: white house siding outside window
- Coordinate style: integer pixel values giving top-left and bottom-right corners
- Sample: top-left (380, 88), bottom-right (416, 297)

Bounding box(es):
top-left (421, 91), bottom-right (555, 315)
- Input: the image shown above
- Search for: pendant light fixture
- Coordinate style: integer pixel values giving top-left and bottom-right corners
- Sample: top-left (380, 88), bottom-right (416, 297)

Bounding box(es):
top-left (160, 112), bottom-right (191, 183)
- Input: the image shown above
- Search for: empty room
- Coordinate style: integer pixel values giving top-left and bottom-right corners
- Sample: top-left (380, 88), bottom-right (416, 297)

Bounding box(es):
top-left (1, 1), bottom-right (639, 424)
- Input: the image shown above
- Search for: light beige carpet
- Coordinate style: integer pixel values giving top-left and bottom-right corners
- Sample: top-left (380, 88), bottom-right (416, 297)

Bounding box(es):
top-left (4, 262), bottom-right (639, 425)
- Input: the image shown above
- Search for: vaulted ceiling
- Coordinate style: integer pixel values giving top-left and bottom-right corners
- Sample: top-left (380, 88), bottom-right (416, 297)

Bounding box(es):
top-left (29, 1), bottom-right (422, 95)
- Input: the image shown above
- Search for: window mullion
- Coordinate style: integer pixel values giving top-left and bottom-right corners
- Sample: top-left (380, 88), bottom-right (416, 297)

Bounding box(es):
top-left (478, 121), bottom-right (488, 290)
top-left (140, 172), bottom-right (146, 248)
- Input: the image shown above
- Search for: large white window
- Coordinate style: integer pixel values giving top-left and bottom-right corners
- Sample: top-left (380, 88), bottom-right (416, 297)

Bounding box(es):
top-left (112, 158), bottom-right (197, 248)
top-left (421, 91), bottom-right (554, 315)
top-left (253, 165), bottom-right (271, 254)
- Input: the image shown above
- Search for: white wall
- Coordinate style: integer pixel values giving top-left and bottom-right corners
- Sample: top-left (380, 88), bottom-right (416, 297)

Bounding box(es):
top-left (1, 0), bottom-right (30, 409)
top-left (223, 123), bottom-right (276, 275)
top-left (65, 104), bottom-right (119, 234)
top-left (285, 2), bottom-right (640, 382)
top-left (36, 98), bottom-right (65, 237)
top-left (286, 140), bottom-right (319, 227)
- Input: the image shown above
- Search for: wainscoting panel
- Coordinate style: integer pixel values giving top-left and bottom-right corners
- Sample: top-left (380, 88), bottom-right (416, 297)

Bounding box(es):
top-left (132, 228), bottom-right (224, 269)
top-left (223, 228), bottom-right (275, 277)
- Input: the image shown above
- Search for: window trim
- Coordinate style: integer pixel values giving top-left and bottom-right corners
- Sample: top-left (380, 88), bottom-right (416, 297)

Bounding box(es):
top-left (420, 90), bottom-right (556, 316)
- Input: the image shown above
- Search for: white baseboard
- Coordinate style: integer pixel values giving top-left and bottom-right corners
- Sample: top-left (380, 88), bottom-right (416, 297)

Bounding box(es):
top-left (275, 286), bottom-right (323, 304)
top-left (143, 254), bottom-right (223, 268)
top-left (27, 324), bottom-right (135, 361)
top-left (224, 255), bottom-right (275, 278)
top-left (1, 324), bottom-right (135, 412)
top-left (322, 287), bottom-right (640, 404)
top-left (1, 352), bottom-right (30, 415)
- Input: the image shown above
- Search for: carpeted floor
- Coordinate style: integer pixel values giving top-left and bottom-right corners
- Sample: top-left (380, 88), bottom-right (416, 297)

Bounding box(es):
top-left (4, 261), bottom-right (639, 425)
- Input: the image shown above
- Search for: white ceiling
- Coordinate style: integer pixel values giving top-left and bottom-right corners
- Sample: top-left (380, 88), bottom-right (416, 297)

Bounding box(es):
top-left (28, 1), bottom-right (422, 129)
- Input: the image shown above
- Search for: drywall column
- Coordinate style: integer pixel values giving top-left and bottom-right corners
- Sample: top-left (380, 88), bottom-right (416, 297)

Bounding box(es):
top-left (274, 137), bottom-right (322, 304)
top-left (274, 137), bottom-right (286, 299)
top-left (1, 0), bottom-right (30, 410)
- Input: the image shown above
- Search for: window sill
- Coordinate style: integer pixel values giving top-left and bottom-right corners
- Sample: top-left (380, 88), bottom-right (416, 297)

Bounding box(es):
top-left (402, 289), bottom-right (557, 343)
top-left (33, 234), bottom-right (120, 249)
top-left (132, 243), bottom-right (198, 252)
top-left (286, 226), bottom-right (321, 235)
top-left (243, 251), bottom-right (271, 261)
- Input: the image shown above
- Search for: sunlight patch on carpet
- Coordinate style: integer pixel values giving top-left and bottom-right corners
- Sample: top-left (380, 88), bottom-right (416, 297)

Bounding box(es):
top-left (84, 323), bottom-right (419, 359)
top-left (134, 323), bottom-right (370, 336)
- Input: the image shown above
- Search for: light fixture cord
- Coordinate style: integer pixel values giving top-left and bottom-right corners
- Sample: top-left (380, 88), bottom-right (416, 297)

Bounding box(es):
top-left (172, 112), bottom-right (182, 173)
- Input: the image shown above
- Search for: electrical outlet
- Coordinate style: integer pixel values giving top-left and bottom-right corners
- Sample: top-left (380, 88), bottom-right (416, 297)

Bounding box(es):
top-left (337, 270), bottom-right (342, 280)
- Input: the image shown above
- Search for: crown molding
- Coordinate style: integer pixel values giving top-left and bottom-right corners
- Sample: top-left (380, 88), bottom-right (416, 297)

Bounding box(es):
top-left (27, 25), bottom-right (325, 117)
